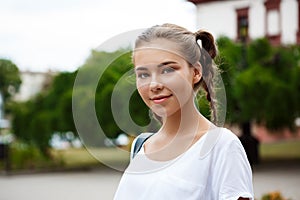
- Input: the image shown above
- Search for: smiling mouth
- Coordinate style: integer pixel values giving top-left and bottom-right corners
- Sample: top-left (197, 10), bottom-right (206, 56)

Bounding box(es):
top-left (150, 94), bottom-right (173, 104)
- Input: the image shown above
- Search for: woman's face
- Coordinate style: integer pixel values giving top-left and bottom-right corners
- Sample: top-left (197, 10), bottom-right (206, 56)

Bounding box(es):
top-left (133, 41), bottom-right (201, 118)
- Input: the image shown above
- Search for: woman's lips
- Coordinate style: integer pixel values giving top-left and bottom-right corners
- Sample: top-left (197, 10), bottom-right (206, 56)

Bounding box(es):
top-left (151, 95), bottom-right (172, 104)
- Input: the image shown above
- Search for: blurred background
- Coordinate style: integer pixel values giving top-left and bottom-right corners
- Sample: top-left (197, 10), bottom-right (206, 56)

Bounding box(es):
top-left (0, 0), bottom-right (300, 199)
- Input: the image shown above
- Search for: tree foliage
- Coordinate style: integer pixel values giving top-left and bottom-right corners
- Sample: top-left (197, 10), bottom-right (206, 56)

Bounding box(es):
top-left (0, 59), bottom-right (21, 106)
top-left (217, 37), bottom-right (300, 131)
top-left (10, 49), bottom-right (152, 152)
top-left (11, 71), bottom-right (77, 155)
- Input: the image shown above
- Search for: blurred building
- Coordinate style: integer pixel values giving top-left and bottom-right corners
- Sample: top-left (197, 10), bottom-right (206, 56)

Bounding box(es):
top-left (188, 0), bottom-right (299, 45)
top-left (14, 70), bottom-right (56, 102)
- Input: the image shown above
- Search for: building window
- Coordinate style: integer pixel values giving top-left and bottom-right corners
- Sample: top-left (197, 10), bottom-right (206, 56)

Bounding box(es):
top-left (236, 7), bottom-right (249, 42)
top-left (264, 0), bottom-right (281, 45)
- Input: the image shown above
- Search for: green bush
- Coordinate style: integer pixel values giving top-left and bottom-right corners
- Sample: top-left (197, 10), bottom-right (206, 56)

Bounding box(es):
top-left (1, 141), bottom-right (63, 171)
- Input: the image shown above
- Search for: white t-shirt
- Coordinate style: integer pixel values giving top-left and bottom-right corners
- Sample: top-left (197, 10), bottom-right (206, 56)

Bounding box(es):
top-left (114, 127), bottom-right (254, 200)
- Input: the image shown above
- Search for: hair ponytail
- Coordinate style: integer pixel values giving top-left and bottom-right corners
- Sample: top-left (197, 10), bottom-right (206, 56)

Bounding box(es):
top-left (195, 30), bottom-right (218, 124)
top-left (195, 30), bottom-right (217, 59)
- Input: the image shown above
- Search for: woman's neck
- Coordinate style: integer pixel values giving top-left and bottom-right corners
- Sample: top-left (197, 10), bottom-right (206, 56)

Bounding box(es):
top-left (159, 100), bottom-right (210, 138)
top-left (145, 99), bottom-right (213, 161)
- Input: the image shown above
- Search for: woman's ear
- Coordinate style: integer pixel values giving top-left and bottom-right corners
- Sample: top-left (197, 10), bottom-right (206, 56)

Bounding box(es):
top-left (193, 62), bottom-right (202, 84)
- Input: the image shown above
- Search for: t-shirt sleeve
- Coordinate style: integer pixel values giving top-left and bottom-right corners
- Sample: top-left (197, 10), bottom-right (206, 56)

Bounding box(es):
top-left (218, 140), bottom-right (254, 200)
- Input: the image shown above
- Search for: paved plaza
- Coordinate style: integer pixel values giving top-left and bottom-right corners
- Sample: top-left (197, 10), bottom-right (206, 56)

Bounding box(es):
top-left (0, 163), bottom-right (299, 200)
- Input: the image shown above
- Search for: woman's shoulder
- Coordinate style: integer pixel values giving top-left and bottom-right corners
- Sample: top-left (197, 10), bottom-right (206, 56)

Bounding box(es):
top-left (211, 127), bottom-right (244, 152)
top-left (198, 127), bottom-right (234, 158)
top-left (206, 126), bottom-right (239, 142)
top-left (201, 127), bottom-right (242, 155)
top-left (217, 127), bottom-right (240, 141)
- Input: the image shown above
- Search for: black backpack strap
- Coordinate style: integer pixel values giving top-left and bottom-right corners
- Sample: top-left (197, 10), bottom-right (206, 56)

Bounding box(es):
top-left (131, 133), bottom-right (154, 160)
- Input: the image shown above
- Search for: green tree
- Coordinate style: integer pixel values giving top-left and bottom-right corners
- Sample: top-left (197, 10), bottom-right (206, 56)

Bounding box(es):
top-left (43, 72), bottom-right (77, 133)
top-left (11, 49), bottom-right (152, 151)
top-left (235, 41), bottom-right (298, 130)
top-left (217, 37), bottom-right (299, 130)
top-left (217, 37), bottom-right (299, 165)
top-left (10, 71), bottom-right (77, 156)
top-left (11, 95), bottom-right (53, 156)
top-left (0, 59), bottom-right (22, 102)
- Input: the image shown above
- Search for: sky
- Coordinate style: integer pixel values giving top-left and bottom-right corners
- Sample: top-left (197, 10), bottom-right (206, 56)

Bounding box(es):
top-left (0, 0), bottom-right (197, 72)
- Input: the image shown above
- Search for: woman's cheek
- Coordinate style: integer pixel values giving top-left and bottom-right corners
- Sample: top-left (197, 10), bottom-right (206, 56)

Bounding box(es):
top-left (137, 83), bottom-right (151, 106)
top-left (163, 75), bottom-right (193, 103)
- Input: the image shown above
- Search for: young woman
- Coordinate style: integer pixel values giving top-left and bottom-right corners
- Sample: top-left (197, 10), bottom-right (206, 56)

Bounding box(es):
top-left (114, 23), bottom-right (253, 200)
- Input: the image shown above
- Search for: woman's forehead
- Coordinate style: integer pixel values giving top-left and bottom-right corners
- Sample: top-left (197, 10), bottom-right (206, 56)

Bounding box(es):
top-left (133, 48), bottom-right (185, 67)
top-left (135, 38), bottom-right (180, 52)
top-left (133, 40), bottom-right (187, 66)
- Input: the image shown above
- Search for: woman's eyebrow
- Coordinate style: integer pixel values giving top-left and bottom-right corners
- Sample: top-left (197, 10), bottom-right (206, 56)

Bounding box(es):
top-left (157, 61), bottom-right (177, 67)
top-left (135, 66), bottom-right (148, 71)
top-left (135, 61), bottom-right (177, 71)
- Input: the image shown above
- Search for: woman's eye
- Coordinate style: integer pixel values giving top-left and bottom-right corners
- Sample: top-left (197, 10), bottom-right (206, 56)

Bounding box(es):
top-left (162, 67), bottom-right (175, 74)
top-left (137, 73), bottom-right (150, 79)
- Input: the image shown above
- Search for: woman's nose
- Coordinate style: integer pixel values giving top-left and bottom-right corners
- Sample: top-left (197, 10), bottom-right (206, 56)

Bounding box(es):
top-left (149, 79), bottom-right (163, 92)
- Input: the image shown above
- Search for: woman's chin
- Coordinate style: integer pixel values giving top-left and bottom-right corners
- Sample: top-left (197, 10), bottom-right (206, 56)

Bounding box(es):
top-left (152, 108), bottom-right (181, 120)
